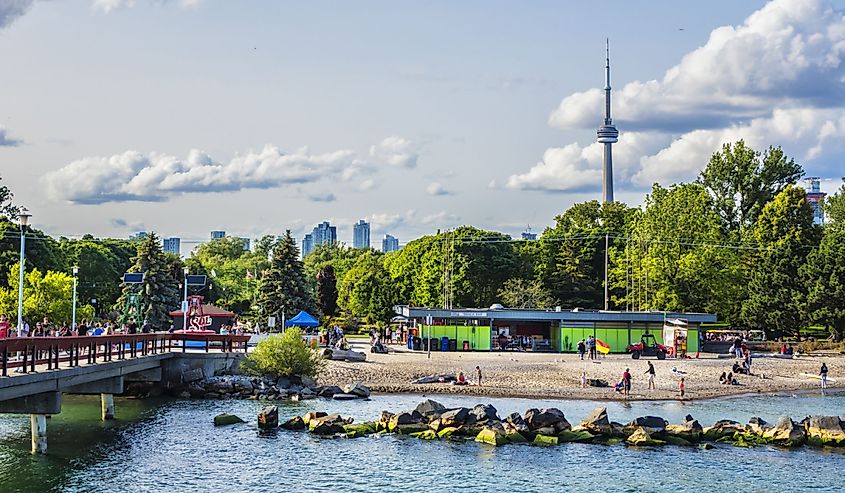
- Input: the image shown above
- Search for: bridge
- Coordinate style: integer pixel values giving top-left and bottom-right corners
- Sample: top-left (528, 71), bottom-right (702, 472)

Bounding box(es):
top-left (0, 333), bottom-right (250, 454)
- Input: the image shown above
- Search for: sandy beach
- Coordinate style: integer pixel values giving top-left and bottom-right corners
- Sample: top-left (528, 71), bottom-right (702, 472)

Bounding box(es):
top-left (321, 341), bottom-right (842, 401)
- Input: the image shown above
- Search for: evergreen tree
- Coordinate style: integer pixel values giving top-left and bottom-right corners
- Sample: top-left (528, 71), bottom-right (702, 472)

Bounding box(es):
top-left (316, 264), bottom-right (338, 317)
top-left (802, 226), bottom-right (845, 341)
top-left (116, 232), bottom-right (181, 329)
top-left (258, 230), bottom-right (314, 322)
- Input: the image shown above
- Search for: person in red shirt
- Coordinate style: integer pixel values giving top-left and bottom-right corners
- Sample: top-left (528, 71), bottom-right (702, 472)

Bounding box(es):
top-left (0, 314), bottom-right (10, 338)
top-left (679, 377), bottom-right (686, 400)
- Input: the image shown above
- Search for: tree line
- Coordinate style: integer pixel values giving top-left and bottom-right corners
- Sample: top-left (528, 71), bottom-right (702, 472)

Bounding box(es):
top-left (1, 140), bottom-right (844, 339)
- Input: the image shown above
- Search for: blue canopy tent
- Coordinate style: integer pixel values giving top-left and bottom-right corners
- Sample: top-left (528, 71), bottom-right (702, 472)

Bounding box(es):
top-left (285, 310), bottom-right (320, 328)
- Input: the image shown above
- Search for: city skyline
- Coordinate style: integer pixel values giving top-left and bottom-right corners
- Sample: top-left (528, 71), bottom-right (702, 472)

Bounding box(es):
top-left (2, 0), bottom-right (845, 246)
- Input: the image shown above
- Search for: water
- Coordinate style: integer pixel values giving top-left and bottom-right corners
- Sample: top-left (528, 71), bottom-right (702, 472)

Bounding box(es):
top-left (2, 392), bottom-right (845, 493)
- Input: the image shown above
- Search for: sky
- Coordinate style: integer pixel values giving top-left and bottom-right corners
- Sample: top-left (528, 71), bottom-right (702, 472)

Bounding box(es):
top-left (1, 0), bottom-right (844, 253)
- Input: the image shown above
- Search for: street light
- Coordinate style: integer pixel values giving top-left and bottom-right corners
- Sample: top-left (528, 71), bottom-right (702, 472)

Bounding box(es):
top-left (16, 211), bottom-right (31, 338)
top-left (72, 266), bottom-right (79, 331)
top-left (183, 266), bottom-right (189, 331)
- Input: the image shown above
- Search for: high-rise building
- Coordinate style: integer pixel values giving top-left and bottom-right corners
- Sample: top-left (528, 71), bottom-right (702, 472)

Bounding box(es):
top-left (382, 234), bottom-right (400, 253)
top-left (302, 221), bottom-right (336, 257)
top-left (353, 219), bottom-right (370, 249)
top-left (239, 237), bottom-right (251, 251)
top-left (210, 230), bottom-right (226, 240)
top-left (521, 225), bottom-right (537, 241)
top-left (597, 39), bottom-right (618, 204)
top-left (805, 177), bottom-right (826, 225)
top-left (130, 231), bottom-right (148, 241)
top-left (163, 237), bottom-right (181, 255)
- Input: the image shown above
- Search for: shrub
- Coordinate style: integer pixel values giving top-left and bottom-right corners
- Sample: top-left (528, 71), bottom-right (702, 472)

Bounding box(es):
top-left (242, 328), bottom-right (325, 378)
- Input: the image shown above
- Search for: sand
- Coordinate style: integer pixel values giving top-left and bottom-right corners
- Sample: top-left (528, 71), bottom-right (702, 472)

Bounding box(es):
top-left (321, 341), bottom-right (842, 401)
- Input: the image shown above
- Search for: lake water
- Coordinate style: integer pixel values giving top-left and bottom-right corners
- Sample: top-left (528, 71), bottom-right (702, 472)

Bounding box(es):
top-left (2, 391), bottom-right (845, 493)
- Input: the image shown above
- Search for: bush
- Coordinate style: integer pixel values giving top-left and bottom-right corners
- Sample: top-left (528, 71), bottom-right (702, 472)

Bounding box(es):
top-left (242, 328), bottom-right (325, 378)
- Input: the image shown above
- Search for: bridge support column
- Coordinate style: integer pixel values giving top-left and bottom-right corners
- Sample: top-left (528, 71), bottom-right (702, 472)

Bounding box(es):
top-left (101, 393), bottom-right (115, 421)
top-left (31, 414), bottom-right (47, 454)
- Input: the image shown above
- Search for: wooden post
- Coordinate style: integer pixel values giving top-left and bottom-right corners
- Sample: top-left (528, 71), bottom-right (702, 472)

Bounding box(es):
top-left (101, 393), bottom-right (115, 421)
top-left (31, 414), bottom-right (47, 454)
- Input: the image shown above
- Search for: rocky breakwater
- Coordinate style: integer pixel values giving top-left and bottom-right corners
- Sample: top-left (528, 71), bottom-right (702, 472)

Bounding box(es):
top-left (186, 375), bottom-right (371, 402)
top-left (267, 399), bottom-right (845, 452)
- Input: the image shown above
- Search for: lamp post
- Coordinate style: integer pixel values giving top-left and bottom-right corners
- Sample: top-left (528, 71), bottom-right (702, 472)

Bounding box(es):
top-left (72, 266), bottom-right (79, 331)
top-left (16, 211), bottom-right (31, 338)
top-left (183, 267), bottom-right (189, 331)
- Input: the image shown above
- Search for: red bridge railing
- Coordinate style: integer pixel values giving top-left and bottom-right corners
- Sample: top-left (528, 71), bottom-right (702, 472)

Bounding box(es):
top-left (0, 333), bottom-right (250, 377)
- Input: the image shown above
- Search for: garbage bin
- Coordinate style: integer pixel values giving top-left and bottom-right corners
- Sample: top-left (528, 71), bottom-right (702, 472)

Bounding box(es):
top-left (462, 340), bottom-right (470, 351)
top-left (448, 339), bottom-right (457, 351)
top-left (421, 337), bottom-right (428, 351)
top-left (431, 338), bottom-right (440, 351)
top-left (407, 338), bottom-right (414, 350)
top-left (440, 336), bottom-right (449, 352)
top-left (413, 337), bottom-right (421, 351)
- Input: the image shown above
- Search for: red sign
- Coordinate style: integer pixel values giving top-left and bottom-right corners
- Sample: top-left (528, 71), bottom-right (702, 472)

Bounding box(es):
top-left (190, 315), bottom-right (212, 330)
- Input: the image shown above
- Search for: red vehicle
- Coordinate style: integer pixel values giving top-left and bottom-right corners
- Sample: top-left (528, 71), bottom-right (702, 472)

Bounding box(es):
top-left (627, 334), bottom-right (669, 360)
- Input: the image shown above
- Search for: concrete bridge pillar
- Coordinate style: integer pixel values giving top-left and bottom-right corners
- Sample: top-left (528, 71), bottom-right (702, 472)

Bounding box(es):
top-left (30, 414), bottom-right (47, 454)
top-left (101, 393), bottom-right (115, 420)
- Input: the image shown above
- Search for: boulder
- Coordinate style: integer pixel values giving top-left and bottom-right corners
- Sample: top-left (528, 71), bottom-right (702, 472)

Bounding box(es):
top-left (186, 384), bottom-right (206, 398)
top-left (747, 417), bottom-right (770, 435)
top-left (207, 379), bottom-right (235, 394)
top-left (440, 408), bottom-right (470, 427)
top-left (468, 404), bottom-right (499, 425)
top-left (580, 407), bottom-right (612, 436)
top-left (524, 408), bottom-right (570, 433)
top-left (301, 376), bottom-right (317, 388)
top-left (534, 426), bottom-right (556, 437)
top-left (388, 411), bottom-right (424, 432)
top-left (181, 368), bottom-right (205, 383)
top-left (213, 413), bottom-right (244, 426)
top-left (505, 430), bottom-right (528, 443)
top-left (626, 427), bottom-right (666, 446)
top-left (437, 427), bottom-right (460, 439)
top-left (702, 420), bottom-right (747, 441)
top-left (280, 416), bottom-right (306, 430)
top-left (410, 430), bottom-right (439, 440)
top-left (663, 418), bottom-right (703, 442)
top-left (332, 393), bottom-right (358, 401)
top-left (533, 434), bottom-right (558, 446)
top-left (804, 416), bottom-right (845, 447)
top-left (302, 411), bottom-right (328, 427)
top-left (203, 392), bottom-right (222, 400)
top-left (475, 425), bottom-right (508, 446)
top-left (414, 399), bottom-right (446, 417)
top-left (557, 429), bottom-right (596, 443)
top-left (505, 412), bottom-right (530, 434)
top-left (343, 422), bottom-right (376, 438)
top-left (257, 405), bottom-right (279, 430)
top-left (343, 382), bottom-right (371, 398)
top-left (625, 416), bottom-right (667, 435)
top-left (762, 416), bottom-right (805, 447)
top-left (275, 377), bottom-right (291, 389)
top-left (309, 414), bottom-right (347, 435)
top-left (317, 386), bottom-right (343, 398)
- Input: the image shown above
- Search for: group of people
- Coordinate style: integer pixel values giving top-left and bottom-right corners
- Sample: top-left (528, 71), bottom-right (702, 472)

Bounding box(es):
top-left (605, 361), bottom-right (685, 399)
top-left (577, 336), bottom-right (598, 360)
top-left (454, 366), bottom-right (483, 386)
top-left (324, 326), bottom-right (349, 350)
top-left (0, 314), bottom-right (158, 338)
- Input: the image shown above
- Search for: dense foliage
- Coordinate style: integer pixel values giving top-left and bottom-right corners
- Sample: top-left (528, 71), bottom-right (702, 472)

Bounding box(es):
top-left (258, 231), bottom-right (315, 322)
top-left (242, 328), bottom-right (324, 378)
top-left (116, 232), bottom-right (181, 329)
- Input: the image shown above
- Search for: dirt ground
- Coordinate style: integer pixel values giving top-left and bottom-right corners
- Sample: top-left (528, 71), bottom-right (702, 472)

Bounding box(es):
top-left (320, 341), bottom-right (841, 401)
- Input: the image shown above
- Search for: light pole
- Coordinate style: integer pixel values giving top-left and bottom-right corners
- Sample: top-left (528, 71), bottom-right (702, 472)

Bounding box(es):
top-left (72, 266), bottom-right (79, 331)
top-left (16, 211), bottom-right (31, 337)
top-left (183, 267), bottom-right (189, 331)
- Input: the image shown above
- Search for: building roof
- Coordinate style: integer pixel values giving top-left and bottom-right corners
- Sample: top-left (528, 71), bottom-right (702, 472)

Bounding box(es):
top-left (394, 305), bottom-right (716, 324)
top-left (169, 303), bottom-right (235, 318)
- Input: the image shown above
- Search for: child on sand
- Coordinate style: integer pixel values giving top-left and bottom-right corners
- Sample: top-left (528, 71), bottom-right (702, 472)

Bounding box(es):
top-left (581, 372), bottom-right (587, 388)
top-left (679, 377), bottom-right (685, 400)
top-left (475, 366), bottom-right (482, 386)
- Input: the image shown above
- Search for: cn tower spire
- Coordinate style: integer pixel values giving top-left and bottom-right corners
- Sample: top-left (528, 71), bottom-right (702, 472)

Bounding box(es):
top-left (597, 38), bottom-right (618, 203)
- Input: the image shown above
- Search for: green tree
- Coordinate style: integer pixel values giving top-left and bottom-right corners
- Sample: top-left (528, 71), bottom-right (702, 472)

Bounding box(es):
top-left (258, 230), bottom-right (314, 323)
top-left (58, 237), bottom-right (134, 317)
top-left (698, 140), bottom-right (803, 235)
top-left (803, 227), bottom-right (845, 340)
top-left (116, 232), bottom-right (181, 329)
top-left (316, 265), bottom-right (338, 317)
top-left (0, 264), bottom-right (94, 324)
top-left (185, 236), bottom-right (268, 314)
top-left (823, 180), bottom-right (845, 228)
top-left (0, 219), bottom-right (66, 286)
top-left (242, 328), bottom-right (324, 378)
top-left (0, 175), bottom-right (20, 220)
top-left (497, 278), bottom-right (553, 309)
top-left (338, 251), bottom-right (397, 324)
top-left (742, 185), bottom-right (821, 338)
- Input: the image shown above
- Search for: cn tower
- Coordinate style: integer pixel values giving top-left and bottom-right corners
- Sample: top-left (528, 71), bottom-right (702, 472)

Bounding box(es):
top-left (597, 39), bottom-right (618, 203)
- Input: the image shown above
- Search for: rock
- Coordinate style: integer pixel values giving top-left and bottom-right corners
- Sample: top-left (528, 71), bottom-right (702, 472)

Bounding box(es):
top-left (747, 417), bottom-right (770, 435)
top-left (203, 392), bottom-right (222, 400)
top-left (662, 436), bottom-right (694, 446)
top-left (302, 411), bottom-right (328, 427)
top-left (388, 411), bottom-right (424, 431)
top-left (664, 419), bottom-right (703, 442)
top-left (178, 390), bottom-right (191, 399)
top-left (468, 404), bottom-right (499, 425)
top-left (804, 416), bottom-right (845, 447)
top-left (580, 407), bottom-right (612, 436)
top-left (322, 348), bottom-right (367, 362)
top-left (437, 427), bottom-right (460, 439)
top-left (299, 392), bottom-right (317, 400)
top-left (309, 414), bottom-right (347, 435)
top-left (414, 399), bottom-right (446, 417)
top-left (181, 368), bottom-right (205, 383)
top-left (275, 377), bottom-right (291, 389)
top-left (475, 425), bottom-right (508, 446)
top-left (533, 434), bottom-right (558, 446)
top-left (762, 416), bottom-right (805, 447)
top-left (557, 429), bottom-right (596, 443)
top-left (702, 420), bottom-right (747, 441)
top-left (288, 384), bottom-right (304, 394)
top-left (392, 423), bottom-right (430, 435)
top-left (343, 382), bottom-right (371, 398)
top-left (440, 408), bottom-right (470, 427)
top-left (343, 423), bottom-right (376, 438)
top-left (524, 408), bottom-right (571, 433)
top-left (505, 412), bottom-right (530, 434)
top-left (377, 411), bottom-right (395, 430)
top-left (213, 413), bottom-right (244, 426)
top-left (186, 383), bottom-right (206, 398)
top-left (317, 386), bottom-right (343, 398)
top-left (534, 426), bottom-right (556, 436)
top-left (207, 379), bottom-right (235, 394)
top-left (258, 406), bottom-right (279, 430)
top-left (281, 416), bottom-right (306, 430)
top-left (626, 427), bottom-right (666, 446)
top-left (700, 443), bottom-right (714, 450)
top-left (333, 393), bottom-right (358, 401)
top-left (625, 416), bottom-right (667, 435)
top-left (410, 429), bottom-right (439, 440)
top-left (301, 376), bottom-right (317, 388)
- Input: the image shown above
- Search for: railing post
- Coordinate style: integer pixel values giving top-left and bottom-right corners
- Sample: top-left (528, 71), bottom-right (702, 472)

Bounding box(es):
top-left (22, 345), bottom-right (28, 373)
top-left (2, 347), bottom-right (7, 376)
top-left (47, 346), bottom-right (52, 370)
top-left (30, 345), bottom-right (35, 372)
top-left (205, 338), bottom-right (209, 353)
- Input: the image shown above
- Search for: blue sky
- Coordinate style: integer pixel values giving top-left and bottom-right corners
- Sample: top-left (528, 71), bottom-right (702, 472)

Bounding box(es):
top-left (1, 0), bottom-right (843, 250)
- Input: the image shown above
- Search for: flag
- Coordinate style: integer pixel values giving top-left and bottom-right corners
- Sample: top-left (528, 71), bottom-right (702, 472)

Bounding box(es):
top-left (596, 339), bottom-right (610, 354)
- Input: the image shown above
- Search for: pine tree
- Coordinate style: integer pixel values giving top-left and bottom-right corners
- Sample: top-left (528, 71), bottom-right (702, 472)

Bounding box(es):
top-left (116, 232), bottom-right (181, 329)
top-left (316, 264), bottom-right (338, 317)
top-left (258, 230), bottom-right (315, 323)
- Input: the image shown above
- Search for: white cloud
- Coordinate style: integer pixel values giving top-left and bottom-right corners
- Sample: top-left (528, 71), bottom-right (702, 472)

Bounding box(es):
top-left (358, 179), bottom-right (377, 191)
top-left (0, 0), bottom-right (33, 29)
top-left (422, 211), bottom-right (460, 226)
top-left (308, 193), bottom-right (336, 203)
top-left (369, 136), bottom-right (419, 168)
top-left (368, 210), bottom-right (416, 232)
top-left (426, 181), bottom-right (452, 196)
top-left (514, 0), bottom-right (845, 192)
top-left (92, 0), bottom-right (201, 13)
top-left (42, 137), bottom-right (418, 204)
top-left (0, 127), bottom-right (22, 147)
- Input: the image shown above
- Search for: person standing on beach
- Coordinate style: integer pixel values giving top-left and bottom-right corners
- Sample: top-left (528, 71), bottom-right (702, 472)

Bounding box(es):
top-left (577, 339), bottom-right (586, 360)
top-left (820, 363), bottom-right (828, 389)
top-left (475, 366), bottom-right (482, 386)
top-left (679, 377), bottom-right (685, 400)
top-left (645, 361), bottom-right (656, 390)
top-left (622, 368), bottom-right (632, 397)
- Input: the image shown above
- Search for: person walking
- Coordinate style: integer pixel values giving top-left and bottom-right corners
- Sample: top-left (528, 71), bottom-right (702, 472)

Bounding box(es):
top-left (645, 361), bottom-right (656, 390)
top-left (475, 366), bottom-right (483, 386)
top-left (577, 339), bottom-right (586, 360)
top-left (820, 362), bottom-right (828, 390)
top-left (622, 368), bottom-right (632, 397)
top-left (679, 377), bottom-right (685, 400)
